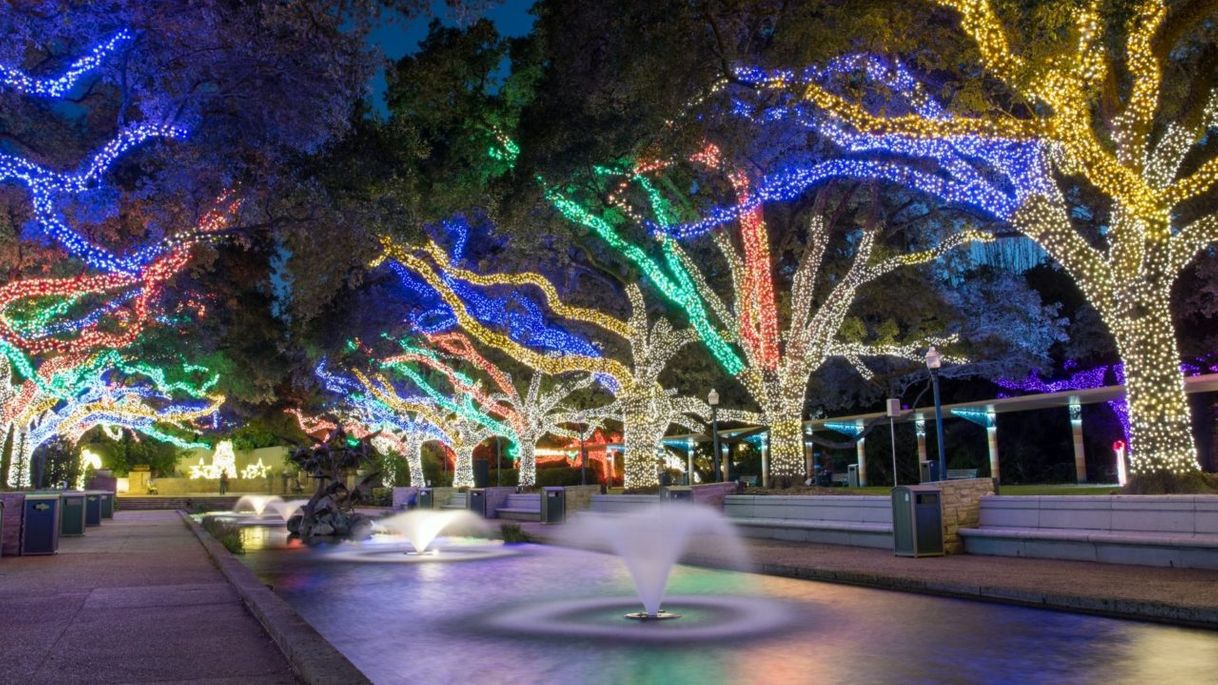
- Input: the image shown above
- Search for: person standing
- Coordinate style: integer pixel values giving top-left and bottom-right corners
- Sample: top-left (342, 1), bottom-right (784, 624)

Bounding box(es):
top-left (219, 469), bottom-right (229, 495)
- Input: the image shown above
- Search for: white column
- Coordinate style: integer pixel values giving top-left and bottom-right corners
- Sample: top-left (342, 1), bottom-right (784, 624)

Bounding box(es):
top-left (982, 407), bottom-right (999, 484)
top-left (760, 437), bottom-right (769, 488)
top-left (686, 439), bottom-right (695, 485)
top-left (1069, 399), bottom-right (1087, 483)
top-left (915, 415), bottom-right (928, 465)
top-left (856, 419), bottom-right (867, 487)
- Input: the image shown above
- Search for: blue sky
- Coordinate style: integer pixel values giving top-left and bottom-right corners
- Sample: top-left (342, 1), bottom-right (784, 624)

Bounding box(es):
top-left (365, 0), bottom-right (536, 116)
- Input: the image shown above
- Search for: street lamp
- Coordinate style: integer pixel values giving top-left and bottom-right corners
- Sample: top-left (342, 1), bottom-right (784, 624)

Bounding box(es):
top-left (708, 388), bottom-right (720, 483)
top-left (925, 346), bottom-right (947, 482)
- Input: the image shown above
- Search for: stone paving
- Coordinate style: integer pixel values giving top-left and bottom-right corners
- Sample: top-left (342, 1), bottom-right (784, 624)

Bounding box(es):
top-left (522, 521), bottom-right (1218, 628)
top-left (0, 510), bottom-right (296, 684)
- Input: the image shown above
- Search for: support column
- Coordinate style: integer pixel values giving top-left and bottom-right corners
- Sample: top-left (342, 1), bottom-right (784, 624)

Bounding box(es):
top-left (804, 425), bottom-right (814, 482)
top-left (1070, 399), bottom-right (1087, 483)
top-left (760, 436), bottom-right (769, 488)
top-left (985, 410), bottom-right (999, 484)
top-left (856, 419), bottom-right (867, 487)
top-left (685, 439), bottom-right (695, 485)
top-left (915, 415), bottom-right (928, 465)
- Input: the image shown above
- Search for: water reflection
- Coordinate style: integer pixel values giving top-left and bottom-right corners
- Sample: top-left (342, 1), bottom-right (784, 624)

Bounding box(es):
top-left (238, 543), bottom-right (1218, 685)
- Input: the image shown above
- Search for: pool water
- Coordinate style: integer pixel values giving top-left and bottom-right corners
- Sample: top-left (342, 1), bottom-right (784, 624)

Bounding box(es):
top-left (238, 534), bottom-right (1218, 685)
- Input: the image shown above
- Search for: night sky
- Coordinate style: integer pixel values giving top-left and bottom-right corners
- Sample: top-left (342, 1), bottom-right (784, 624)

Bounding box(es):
top-left (364, 0), bottom-right (537, 116)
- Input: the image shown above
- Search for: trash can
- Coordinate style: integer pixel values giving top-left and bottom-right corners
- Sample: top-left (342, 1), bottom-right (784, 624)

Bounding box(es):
top-left (664, 486), bottom-right (693, 502)
top-left (891, 485), bottom-right (944, 557)
top-left (99, 492), bottom-right (114, 519)
top-left (468, 488), bottom-right (487, 517)
top-left (84, 491), bottom-right (103, 526)
top-left (919, 461), bottom-right (940, 483)
top-left (22, 493), bottom-right (61, 555)
top-left (542, 487), bottom-right (565, 524)
top-left (847, 464), bottom-right (860, 488)
top-left (60, 492), bottom-right (86, 537)
top-left (418, 488), bottom-right (434, 509)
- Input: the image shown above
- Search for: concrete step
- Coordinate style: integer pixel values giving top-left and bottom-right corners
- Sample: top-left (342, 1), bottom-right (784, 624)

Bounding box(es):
top-left (496, 508), bottom-right (541, 522)
top-left (117, 496), bottom-right (241, 511)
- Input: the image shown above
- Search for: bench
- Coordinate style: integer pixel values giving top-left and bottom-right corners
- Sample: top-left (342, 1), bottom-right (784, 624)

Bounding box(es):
top-left (724, 495), bottom-right (893, 549)
top-left (496, 493), bottom-right (541, 521)
top-left (959, 495), bottom-right (1218, 569)
top-left (947, 469), bottom-right (979, 480)
top-left (740, 475), bottom-right (759, 487)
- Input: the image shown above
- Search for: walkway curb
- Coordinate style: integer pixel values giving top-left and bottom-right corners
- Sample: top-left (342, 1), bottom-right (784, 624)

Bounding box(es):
top-left (734, 559), bottom-right (1218, 630)
top-left (179, 511), bottom-right (371, 684)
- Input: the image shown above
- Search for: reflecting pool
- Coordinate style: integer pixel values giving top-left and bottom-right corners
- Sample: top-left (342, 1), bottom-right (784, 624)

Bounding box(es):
top-left (237, 535), bottom-right (1218, 685)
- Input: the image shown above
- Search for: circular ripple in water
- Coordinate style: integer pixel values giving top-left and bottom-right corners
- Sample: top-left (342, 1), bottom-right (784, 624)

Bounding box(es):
top-left (202, 513), bottom-right (290, 527)
top-left (323, 541), bottom-right (519, 564)
top-left (480, 595), bottom-right (798, 643)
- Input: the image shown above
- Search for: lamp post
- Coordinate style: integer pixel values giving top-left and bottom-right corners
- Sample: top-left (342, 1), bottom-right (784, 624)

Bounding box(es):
top-left (708, 389), bottom-right (720, 483)
top-left (925, 346), bottom-right (947, 482)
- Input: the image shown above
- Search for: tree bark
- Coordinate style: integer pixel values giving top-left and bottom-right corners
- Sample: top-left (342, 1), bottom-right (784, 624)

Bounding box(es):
top-left (1112, 283), bottom-right (1201, 480)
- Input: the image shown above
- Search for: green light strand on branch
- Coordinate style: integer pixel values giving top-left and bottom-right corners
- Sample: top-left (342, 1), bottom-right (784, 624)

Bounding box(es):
top-left (543, 186), bottom-right (744, 375)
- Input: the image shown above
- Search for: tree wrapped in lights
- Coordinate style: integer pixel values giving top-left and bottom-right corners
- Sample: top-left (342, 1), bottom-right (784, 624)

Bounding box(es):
top-left (0, 348), bottom-right (220, 486)
top-left (376, 238), bottom-right (729, 488)
top-left (544, 144), bottom-right (977, 479)
top-left (412, 331), bottom-right (595, 487)
top-left (696, 2), bottom-right (1218, 481)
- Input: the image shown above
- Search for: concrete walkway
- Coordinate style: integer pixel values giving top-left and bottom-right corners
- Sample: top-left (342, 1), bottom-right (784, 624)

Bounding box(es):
top-left (522, 522), bottom-right (1218, 629)
top-left (0, 510), bottom-right (296, 684)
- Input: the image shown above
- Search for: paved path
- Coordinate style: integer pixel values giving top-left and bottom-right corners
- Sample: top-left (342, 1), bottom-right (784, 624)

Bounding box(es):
top-left (522, 522), bottom-right (1218, 628)
top-left (0, 510), bottom-right (296, 684)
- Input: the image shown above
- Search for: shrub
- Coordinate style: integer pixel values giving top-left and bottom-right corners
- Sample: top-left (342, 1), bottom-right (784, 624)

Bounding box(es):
top-left (500, 522), bottom-right (531, 543)
top-left (201, 516), bottom-right (244, 555)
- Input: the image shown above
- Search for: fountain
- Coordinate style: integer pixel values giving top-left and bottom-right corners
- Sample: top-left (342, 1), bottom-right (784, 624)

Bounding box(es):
top-left (479, 502), bottom-right (795, 642)
top-left (207, 496), bottom-right (309, 527)
top-left (321, 508), bottom-right (516, 563)
top-left (377, 509), bottom-right (485, 555)
top-left (234, 495), bottom-right (284, 517)
top-left (560, 502), bottom-right (748, 619)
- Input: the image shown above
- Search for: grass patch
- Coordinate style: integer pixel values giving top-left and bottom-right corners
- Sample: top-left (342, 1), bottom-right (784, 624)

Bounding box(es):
top-left (201, 516), bottom-right (244, 555)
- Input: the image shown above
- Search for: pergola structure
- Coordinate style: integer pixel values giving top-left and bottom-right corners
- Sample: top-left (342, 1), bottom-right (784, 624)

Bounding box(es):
top-left (664, 373), bottom-right (1218, 486)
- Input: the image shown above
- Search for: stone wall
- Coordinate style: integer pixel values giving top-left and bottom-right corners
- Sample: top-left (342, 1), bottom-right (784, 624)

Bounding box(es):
top-left (563, 485), bottom-right (601, 513)
top-left (150, 477), bottom-right (277, 496)
top-left (935, 477), bottom-right (996, 553)
top-left (691, 482), bottom-right (740, 509)
top-left (0, 492), bottom-right (25, 556)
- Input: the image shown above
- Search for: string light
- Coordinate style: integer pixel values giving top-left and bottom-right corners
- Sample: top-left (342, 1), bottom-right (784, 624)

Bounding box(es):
top-left (379, 238), bottom-right (717, 488)
top-left (692, 1), bottom-right (1214, 477)
top-left (0, 30), bottom-right (134, 97)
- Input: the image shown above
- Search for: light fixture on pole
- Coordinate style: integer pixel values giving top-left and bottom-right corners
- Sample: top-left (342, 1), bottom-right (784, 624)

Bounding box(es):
top-left (708, 389), bottom-right (720, 483)
top-left (925, 346), bottom-right (947, 482)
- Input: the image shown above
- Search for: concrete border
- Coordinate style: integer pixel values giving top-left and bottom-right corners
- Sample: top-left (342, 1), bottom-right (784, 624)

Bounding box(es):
top-left (179, 511), bottom-right (370, 684)
top-left (709, 556), bottom-right (1218, 630)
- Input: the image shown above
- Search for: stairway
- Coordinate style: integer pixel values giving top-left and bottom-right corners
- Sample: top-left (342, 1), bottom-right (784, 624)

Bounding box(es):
top-left (116, 496), bottom-right (241, 511)
top-left (441, 492), bottom-right (468, 510)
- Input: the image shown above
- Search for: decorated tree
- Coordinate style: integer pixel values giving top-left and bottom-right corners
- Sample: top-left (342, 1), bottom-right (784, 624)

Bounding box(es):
top-left (376, 236), bottom-right (740, 488)
top-left (684, 2), bottom-right (1218, 486)
top-left (392, 331), bottom-right (593, 487)
top-left (543, 140), bottom-right (983, 480)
